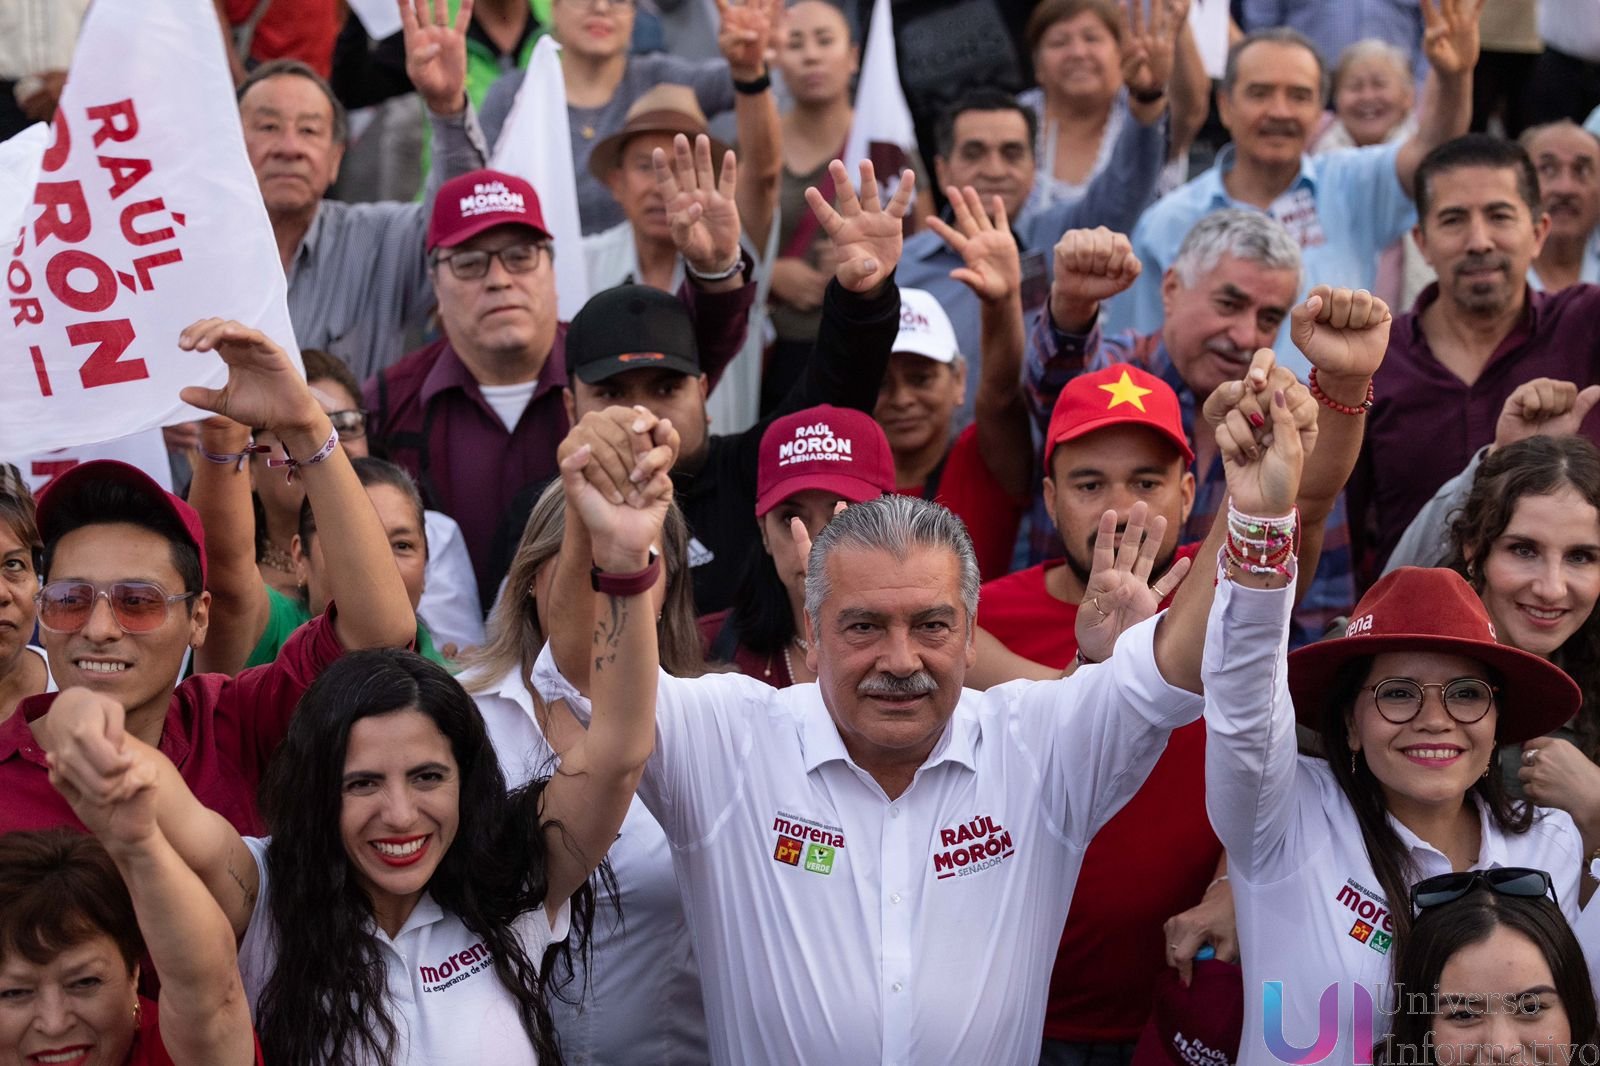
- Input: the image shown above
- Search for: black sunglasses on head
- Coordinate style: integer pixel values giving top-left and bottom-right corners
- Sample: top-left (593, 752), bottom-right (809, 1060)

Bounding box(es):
top-left (1410, 867), bottom-right (1558, 915)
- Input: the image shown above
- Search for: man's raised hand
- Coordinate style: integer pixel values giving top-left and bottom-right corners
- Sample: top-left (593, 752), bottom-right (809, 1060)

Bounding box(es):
top-left (924, 186), bottom-right (1021, 305)
top-left (1494, 378), bottom-right (1600, 452)
top-left (655, 133), bottom-right (743, 279)
top-left (178, 320), bottom-right (323, 438)
top-left (1074, 501), bottom-right (1193, 663)
top-left (1288, 285), bottom-right (1391, 388)
top-left (804, 159), bottom-right (916, 295)
top-left (400, 0), bottom-right (472, 115)
top-left (1050, 228), bottom-right (1142, 332)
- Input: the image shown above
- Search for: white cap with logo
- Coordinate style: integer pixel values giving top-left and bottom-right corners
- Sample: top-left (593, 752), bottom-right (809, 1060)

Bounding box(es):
top-left (892, 288), bottom-right (961, 364)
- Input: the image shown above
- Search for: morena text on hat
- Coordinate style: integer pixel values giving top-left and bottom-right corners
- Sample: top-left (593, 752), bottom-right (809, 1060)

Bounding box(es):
top-left (459, 181), bottom-right (526, 219)
top-left (777, 422), bottom-right (854, 467)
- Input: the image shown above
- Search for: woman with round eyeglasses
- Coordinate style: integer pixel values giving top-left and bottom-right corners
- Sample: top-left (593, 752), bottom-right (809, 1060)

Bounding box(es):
top-left (1376, 868), bottom-right (1599, 1065)
top-left (0, 479), bottom-right (50, 724)
top-left (1203, 565), bottom-right (1587, 1066)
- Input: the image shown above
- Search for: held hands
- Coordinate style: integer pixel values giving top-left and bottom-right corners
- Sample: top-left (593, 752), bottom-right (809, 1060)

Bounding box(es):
top-left (655, 133), bottom-right (743, 278)
top-left (1493, 378), bottom-right (1600, 452)
top-left (400, 0), bottom-right (472, 115)
top-left (1074, 501), bottom-right (1194, 663)
top-left (804, 160), bottom-right (916, 295)
top-left (1288, 285), bottom-right (1391, 392)
top-left (178, 319), bottom-right (324, 440)
top-left (924, 186), bottom-right (1021, 305)
top-left (1050, 228), bottom-right (1142, 332)
top-left (557, 407), bottom-right (680, 570)
top-left (1212, 350), bottom-right (1318, 517)
top-left (717, 0), bottom-right (783, 81)
top-left (39, 689), bottom-right (161, 853)
top-left (1420, 0), bottom-right (1486, 77)
top-left (1121, 0), bottom-right (1180, 98)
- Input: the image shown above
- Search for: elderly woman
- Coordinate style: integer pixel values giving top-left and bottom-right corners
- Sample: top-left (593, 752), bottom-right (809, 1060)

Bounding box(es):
top-left (1018, 0), bottom-right (1209, 215)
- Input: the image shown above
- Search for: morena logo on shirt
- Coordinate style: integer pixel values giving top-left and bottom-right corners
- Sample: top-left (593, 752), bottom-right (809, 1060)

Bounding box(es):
top-left (418, 940), bottom-right (493, 992)
top-left (770, 810), bottom-right (846, 876)
top-left (1333, 878), bottom-right (1394, 955)
top-left (930, 814), bottom-right (1014, 880)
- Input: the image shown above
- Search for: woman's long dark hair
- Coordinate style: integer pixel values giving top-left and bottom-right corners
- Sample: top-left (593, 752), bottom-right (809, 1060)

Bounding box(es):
top-left (1446, 435), bottom-right (1600, 757)
top-left (1318, 658), bottom-right (1532, 943)
top-left (727, 537), bottom-right (797, 656)
top-left (256, 650), bottom-right (597, 1066)
top-left (1382, 890), bottom-right (1599, 1063)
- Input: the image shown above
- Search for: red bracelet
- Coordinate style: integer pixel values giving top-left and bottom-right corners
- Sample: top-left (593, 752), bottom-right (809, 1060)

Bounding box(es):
top-left (266, 425), bottom-right (339, 483)
top-left (1308, 368), bottom-right (1373, 415)
top-left (590, 552), bottom-right (661, 597)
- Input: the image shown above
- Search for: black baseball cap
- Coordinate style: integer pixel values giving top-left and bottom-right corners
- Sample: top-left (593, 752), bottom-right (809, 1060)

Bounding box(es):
top-left (566, 285), bottom-right (702, 385)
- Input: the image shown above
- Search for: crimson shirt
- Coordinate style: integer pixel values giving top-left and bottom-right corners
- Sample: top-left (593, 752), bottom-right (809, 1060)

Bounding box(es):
top-left (129, 996), bottom-right (265, 1066)
top-left (894, 424), bottom-right (1028, 581)
top-left (0, 612), bottom-right (345, 837)
top-left (976, 546), bottom-right (1220, 1044)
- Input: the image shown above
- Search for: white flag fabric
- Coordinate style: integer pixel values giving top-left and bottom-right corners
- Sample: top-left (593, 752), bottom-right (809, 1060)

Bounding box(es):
top-left (0, 124), bottom-right (47, 253)
top-left (346, 0), bottom-right (404, 42)
top-left (842, 0), bottom-right (919, 202)
top-left (491, 36), bottom-right (591, 320)
top-left (0, 0), bottom-right (299, 456)
top-left (9, 427), bottom-right (174, 495)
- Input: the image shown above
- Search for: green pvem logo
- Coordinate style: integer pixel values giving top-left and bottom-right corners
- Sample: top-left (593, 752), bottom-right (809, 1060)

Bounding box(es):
top-left (1368, 931), bottom-right (1392, 955)
top-left (804, 843), bottom-right (835, 875)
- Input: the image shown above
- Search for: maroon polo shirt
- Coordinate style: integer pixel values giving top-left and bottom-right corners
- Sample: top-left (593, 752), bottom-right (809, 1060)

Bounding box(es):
top-left (366, 279), bottom-right (755, 603)
top-left (1350, 282), bottom-right (1600, 583)
top-left (1, 611), bottom-right (345, 837)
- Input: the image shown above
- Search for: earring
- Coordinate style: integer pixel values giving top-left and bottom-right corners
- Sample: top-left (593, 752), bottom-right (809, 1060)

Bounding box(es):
top-left (133, 997), bottom-right (142, 1025)
top-left (1350, 751), bottom-right (1358, 775)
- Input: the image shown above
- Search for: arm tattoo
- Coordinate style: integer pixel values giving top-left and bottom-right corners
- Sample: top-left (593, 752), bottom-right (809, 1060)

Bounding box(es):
top-left (593, 594), bottom-right (630, 673)
top-left (226, 852), bottom-right (257, 910)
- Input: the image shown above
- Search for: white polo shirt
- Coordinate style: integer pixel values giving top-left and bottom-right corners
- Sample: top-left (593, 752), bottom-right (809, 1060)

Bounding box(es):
top-left (238, 836), bottom-right (570, 1064)
top-left (468, 664), bottom-right (710, 1066)
top-left (533, 599), bottom-right (1276, 1066)
top-left (1202, 578), bottom-right (1585, 1066)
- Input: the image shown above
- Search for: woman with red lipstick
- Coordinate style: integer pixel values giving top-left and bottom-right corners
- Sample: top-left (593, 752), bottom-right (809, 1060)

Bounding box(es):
top-left (0, 717), bottom-right (260, 1066)
top-left (37, 422), bottom-right (677, 1066)
top-left (1204, 561), bottom-right (1587, 1066)
top-left (0, 483), bottom-right (51, 725)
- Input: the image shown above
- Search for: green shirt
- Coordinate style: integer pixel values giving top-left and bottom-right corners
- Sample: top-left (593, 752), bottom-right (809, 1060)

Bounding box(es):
top-left (246, 588), bottom-right (450, 671)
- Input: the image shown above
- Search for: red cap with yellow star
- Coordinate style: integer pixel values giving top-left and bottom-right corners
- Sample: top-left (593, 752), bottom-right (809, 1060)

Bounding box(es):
top-left (1044, 364), bottom-right (1195, 468)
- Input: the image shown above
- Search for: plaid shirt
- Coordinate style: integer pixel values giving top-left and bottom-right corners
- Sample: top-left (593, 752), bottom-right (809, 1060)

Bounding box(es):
top-left (1025, 312), bottom-right (1355, 648)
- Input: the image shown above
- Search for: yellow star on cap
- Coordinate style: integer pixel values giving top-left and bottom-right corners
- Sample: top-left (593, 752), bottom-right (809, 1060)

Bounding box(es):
top-left (1098, 370), bottom-right (1152, 412)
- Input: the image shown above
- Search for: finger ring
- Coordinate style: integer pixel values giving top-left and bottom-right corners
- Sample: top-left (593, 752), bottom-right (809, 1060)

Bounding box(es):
top-left (1090, 596), bottom-right (1106, 615)
top-left (1524, 748), bottom-right (1539, 765)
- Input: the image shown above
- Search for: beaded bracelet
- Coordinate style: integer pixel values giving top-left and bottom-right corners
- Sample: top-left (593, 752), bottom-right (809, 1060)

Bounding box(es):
top-left (200, 441), bottom-right (270, 472)
top-left (265, 425), bottom-right (339, 484)
top-left (1308, 368), bottom-right (1374, 415)
top-left (1223, 503), bottom-right (1298, 577)
top-left (685, 251), bottom-right (745, 283)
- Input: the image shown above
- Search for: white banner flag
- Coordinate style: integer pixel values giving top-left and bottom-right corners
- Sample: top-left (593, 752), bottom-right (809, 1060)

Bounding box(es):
top-left (491, 36), bottom-right (591, 320)
top-left (347, 0), bottom-right (404, 42)
top-left (0, 0), bottom-right (299, 456)
top-left (842, 0), bottom-right (920, 203)
top-left (9, 427), bottom-right (174, 495)
top-left (0, 124), bottom-right (47, 252)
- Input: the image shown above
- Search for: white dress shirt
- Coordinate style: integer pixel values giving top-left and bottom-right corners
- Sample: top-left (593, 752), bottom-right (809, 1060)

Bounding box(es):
top-left (469, 664), bottom-right (710, 1066)
top-left (1202, 577), bottom-right (1584, 1066)
top-left (532, 597), bottom-right (1283, 1066)
top-left (419, 509), bottom-right (485, 653)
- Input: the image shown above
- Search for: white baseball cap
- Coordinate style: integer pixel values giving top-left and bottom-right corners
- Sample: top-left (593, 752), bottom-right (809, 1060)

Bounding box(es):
top-left (893, 288), bottom-right (960, 364)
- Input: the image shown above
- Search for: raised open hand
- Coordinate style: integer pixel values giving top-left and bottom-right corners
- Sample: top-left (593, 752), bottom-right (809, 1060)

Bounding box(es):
top-left (924, 186), bottom-right (1021, 304)
top-left (560, 408), bottom-right (678, 570)
top-left (400, 0), bottom-right (472, 114)
top-left (1121, 0), bottom-right (1178, 97)
top-left (178, 319), bottom-right (322, 438)
top-left (1050, 227), bottom-right (1142, 331)
top-left (1074, 501), bottom-right (1193, 663)
top-left (1215, 351), bottom-right (1317, 517)
top-left (1288, 285), bottom-right (1391, 384)
top-left (655, 133), bottom-right (743, 278)
top-left (804, 159), bottom-right (916, 294)
top-left (1494, 378), bottom-right (1600, 451)
top-left (1421, 0), bottom-right (1486, 76)
top-left (717, 0), bottom-right (783, 81)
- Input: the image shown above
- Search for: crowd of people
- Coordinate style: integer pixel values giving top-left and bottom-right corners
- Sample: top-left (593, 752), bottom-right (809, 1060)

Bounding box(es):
top-left (6, 0), bottom-right (1600, 1063)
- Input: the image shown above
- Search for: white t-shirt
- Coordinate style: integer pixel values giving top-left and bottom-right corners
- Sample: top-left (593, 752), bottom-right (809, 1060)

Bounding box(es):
top-left (418, 509), bottom-right (485, 652)
top-left (26, 645), bottom-right (55, 693)
top-left (478, 381), bottom-right (540, 432)
top-left (532, 597), bottom-right (1273, 1066)
top-left (238, 836), bottom-right (570, 1064)
top-left (469, 664), bottom-right (710, 1065)
top-left (1202, 578), bottom-right (1586, 1066)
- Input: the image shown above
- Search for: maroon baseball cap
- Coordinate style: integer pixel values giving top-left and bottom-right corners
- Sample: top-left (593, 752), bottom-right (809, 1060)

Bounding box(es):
top-left (1131, 959), bottom-right (1244, 1066)
top-left (427, 169), bottom-right (552, 252)
top-left (756, 406), bottom-right (896, 517)
top-left (1045, 364), bottom-right (1195, 468)
top-left (36, 460), bottom-right (208, 588)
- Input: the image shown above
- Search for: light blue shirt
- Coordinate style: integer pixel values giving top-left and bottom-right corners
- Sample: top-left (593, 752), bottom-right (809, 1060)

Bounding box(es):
top-left (1528, 230), bottom-right (1600, 291)
top-left (897, 110), bottom-right (1166, 429)
top-left (1105, 141), bottom-right (1415, 379)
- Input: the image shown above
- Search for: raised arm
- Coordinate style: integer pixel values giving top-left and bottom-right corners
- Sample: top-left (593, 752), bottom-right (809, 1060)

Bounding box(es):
top-left (1165, 0), bottom-right (1211, 161)
top-left (719, 0), bottom-right (784, 249)
top-left (188, 417), bottom-right (272, 676)
top-left (45, 688), bottom-right (254, 1066)
top-left (1393, 0), bottom-right (1483, 195)
top-left (925, 187), bottom-right (1031, 495)
top-left (178, 319), bottom-right (416, 651)
top-left (538, 414), bottom-right (676, 910)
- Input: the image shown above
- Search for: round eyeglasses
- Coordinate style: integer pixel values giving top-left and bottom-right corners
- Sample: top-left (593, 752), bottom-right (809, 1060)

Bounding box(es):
top-left (1366, 677), bottom-right (1497, 725)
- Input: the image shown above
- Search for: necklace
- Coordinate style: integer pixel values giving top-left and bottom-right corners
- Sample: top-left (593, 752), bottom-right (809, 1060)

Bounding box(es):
top-left (792, 634), bottom-right (810, 654)
top-left (783, 644), bottom-right (796, 683)
top-left (259, 540), bottom-right (296, 573)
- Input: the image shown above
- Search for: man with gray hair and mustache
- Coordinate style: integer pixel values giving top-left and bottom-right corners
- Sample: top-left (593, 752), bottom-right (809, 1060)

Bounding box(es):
top-left (531, 370), bottom-right (1317, 1062)
top-left (1024, 210), bottom-right (1358, 645)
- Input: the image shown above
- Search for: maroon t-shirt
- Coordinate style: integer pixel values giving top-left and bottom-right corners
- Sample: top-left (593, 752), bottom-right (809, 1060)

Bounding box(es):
top-left (977, 546), bottom-right (1220, 1043)
top-left (1, 611), bottom-right (346, 837)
